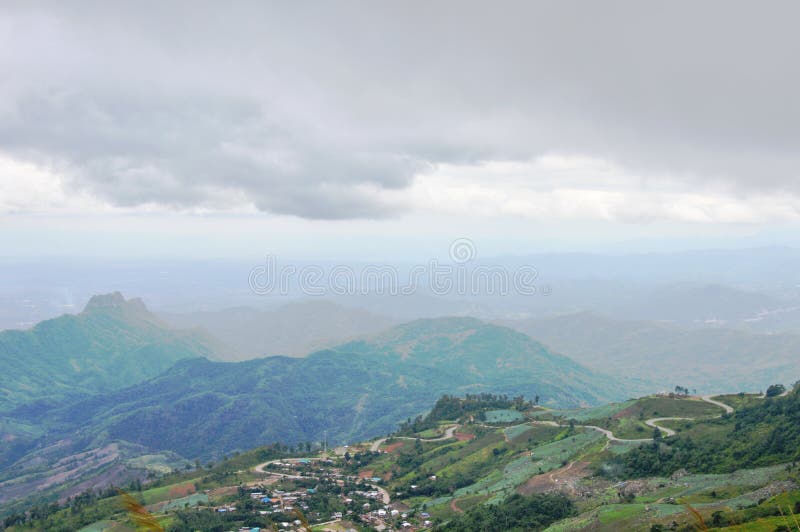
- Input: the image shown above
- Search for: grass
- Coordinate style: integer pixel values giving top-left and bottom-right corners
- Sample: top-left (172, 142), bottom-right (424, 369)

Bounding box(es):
top-left (77, 521), bottom-right (119, 532)
top-left (140, 481), bottom-right (196, 505)
top-left (417, 428), bottom-right (441, 438)
top-left (542, 514), bottom-right (597, 531)
top-left (713, 393), bottom-right (764, 411)
top-left (452, 430), bottom-right (604, 501)
top-left (597, 503), bottom-right (647, 524)
top-left (609, 417), bottom-right (651, 439)
top-left (606, 440), bottom-right (650, 455)
top-left (604, 396), bottom-right (724, 421)
top-left (571, 396), bottom-right (728, 440)
top-left (533, 400), bottom-right (638, 423)
top-left (159, 493), bottom-right (208, 511)
top-left (484, 409), bottom-right (525, 423)
top-left (503, 423), bottom-right (534, 442)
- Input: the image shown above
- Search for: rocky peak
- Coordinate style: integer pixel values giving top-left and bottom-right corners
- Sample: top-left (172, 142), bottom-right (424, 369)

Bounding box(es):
top-left (83, 292), bottom-right (149, 315)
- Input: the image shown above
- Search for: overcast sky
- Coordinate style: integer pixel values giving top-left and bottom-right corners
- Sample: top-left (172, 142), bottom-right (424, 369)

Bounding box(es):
top-left (1, 1), bottom-right (799, 259)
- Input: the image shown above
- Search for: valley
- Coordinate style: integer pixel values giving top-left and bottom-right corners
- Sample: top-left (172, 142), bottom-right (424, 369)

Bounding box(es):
top-left (5, 6), bottom-right (800, 531)
top-left (4, 388), bottom-right (800, 531)
top-left (3, 294), bottom-right (800, 531)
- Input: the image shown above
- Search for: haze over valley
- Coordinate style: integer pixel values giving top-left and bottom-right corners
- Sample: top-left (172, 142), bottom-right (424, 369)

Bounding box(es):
top-left (2, 2), bottom-right (800, 530)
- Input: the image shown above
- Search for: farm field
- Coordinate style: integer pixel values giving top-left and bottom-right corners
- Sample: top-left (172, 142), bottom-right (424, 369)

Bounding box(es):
top-left (6, 390), bottom-right (800, 532)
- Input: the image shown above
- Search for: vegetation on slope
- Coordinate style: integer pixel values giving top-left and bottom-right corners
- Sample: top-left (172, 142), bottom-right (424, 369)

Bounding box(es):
top-left (7, 390), bottom-right (800, 532)
top-left (435, 493), bottom-right (574, 531)
top-left (0, 292), bottom-right (220, 413)
top-left (17, 318), bottom-right (619, 462)
top-left (617, 386), bottom-right (800, 477)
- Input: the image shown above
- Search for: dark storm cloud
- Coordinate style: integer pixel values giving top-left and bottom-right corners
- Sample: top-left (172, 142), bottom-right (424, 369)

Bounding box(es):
top-left (0, 1), bottom-right (798, 218)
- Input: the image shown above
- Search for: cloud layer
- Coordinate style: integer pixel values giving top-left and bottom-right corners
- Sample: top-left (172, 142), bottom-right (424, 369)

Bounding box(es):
top-left (1, 1), bottom-right (799, 221)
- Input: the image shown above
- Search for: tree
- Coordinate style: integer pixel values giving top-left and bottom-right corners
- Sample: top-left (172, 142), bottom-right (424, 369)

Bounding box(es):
top-left (766, 384), bottom-right (786, 397)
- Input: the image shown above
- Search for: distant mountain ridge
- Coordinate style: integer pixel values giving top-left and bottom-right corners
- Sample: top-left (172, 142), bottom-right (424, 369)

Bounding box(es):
top-left (334, 317), bottom-right (625, 406)
top-left (14, 317), bottom-right (622, 463)
top-left (502, 311), bottom-right (800, 393)
top-left (0, 292), bottom-right (223, 414)
top-left (0, 298), bottom-right (623, 510)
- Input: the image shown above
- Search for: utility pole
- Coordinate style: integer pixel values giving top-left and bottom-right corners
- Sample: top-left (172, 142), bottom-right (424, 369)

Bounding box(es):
top-left (323, 430), bottom-right (328, 457)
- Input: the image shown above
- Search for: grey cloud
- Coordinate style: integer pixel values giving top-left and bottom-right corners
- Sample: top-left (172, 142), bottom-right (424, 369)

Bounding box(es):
top-left (0, 1), bottom-right (798, 218)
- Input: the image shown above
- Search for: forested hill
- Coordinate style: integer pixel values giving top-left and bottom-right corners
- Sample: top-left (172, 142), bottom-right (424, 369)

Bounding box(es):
top-left (619, 385), bottom-right (800, 477)
top-left (0, 292), bottom-right (222, 413)
top-left (26, 318), bottom-right (621, 460)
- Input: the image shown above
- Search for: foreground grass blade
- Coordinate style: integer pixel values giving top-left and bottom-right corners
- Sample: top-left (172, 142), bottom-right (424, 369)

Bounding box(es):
top-left (117, 488), bottom-right (165, 532)
top-left (681, 500), bottom-right (708, 531)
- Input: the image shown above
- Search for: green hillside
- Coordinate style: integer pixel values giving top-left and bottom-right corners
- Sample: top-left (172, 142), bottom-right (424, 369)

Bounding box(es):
top-left (0, 292), bottom-right (222, 414)
top-left (335, 317), bottom-right (622, 407)
top-left (35, 319), bottom-right (620, 458)
top-left (7, 389), bottom-right (800, 531)
top-left (0, 317), bottom-right (621, 513)
top-left (618, 388), bottom-right (800, 477)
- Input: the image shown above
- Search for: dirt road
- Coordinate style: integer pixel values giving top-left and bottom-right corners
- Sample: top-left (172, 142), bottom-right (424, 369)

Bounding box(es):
top-left (369, 425), bottom-right (458, 452)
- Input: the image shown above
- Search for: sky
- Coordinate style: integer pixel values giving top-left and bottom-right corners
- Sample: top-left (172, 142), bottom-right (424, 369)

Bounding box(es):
top-left (1, 1), bottom-right (799, 260)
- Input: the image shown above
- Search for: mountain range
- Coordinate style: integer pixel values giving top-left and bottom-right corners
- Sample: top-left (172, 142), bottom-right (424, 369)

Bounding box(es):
top-left (0, 294), bottom-right (622, 510)
top-left (15, 316), bottom-right (621, 459)
top-left (502, 312), bottom-right (800, 393)
top-left (0, 293), bottom-right (222, 414)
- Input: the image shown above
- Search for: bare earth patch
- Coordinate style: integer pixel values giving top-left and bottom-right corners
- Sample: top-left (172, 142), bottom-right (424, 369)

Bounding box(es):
top-left (518, 461), bottom-right (592, 496)
top-left (168, 482), bottom-right (195, 498)
top-left (383, 441), bottom-right (405, 453)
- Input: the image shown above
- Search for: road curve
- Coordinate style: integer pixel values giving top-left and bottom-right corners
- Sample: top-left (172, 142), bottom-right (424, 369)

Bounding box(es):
top-left (583, 425), bottom-right (652, 443)
top-left (644, 417), bottom-right (694, 437)
top-left (252, 457), bottom-right (391, 504)
top-left (370, 425), bottom-right (458, 452)
top-left (533, 394), bottom-right (735, 441)
top-left (531, 420), bottom-right (651, 442)
top-left (700, 395), bottom-right (734, 415)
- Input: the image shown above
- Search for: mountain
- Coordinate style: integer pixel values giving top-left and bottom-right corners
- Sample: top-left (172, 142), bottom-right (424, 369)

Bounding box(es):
top-left (160, 300), bottom-right (397, 360)
top-left (609, 283), bottom-right (783, 326)
top-left (333, 317), bottom-right (625, 406)
top-left (502, 312), bottom-right (800, 393)
top-left (14, 318), bottom-right (621, 462)
top-left (0, 292), bottom-right (223, 413)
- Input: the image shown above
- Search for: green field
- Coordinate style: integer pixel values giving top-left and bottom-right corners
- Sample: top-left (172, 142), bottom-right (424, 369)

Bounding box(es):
top-left (159, 493), bottom-right (209, 511)
top-left (484, 409), bottom-right (525, 423)
top-left (533, 400), bottom-right (637, 422)
top-left (713, 393), bottom-right (763, 411)
top-left (455, 430), bottom-right (604, 500)
top-left (141, 481), bottom-right (196, 505)
top-left (503, 423), bottom-right (534, 441)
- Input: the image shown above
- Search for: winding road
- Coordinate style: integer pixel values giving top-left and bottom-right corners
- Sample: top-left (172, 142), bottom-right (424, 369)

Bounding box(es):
top-left (701, 394), bottom-right (735, 414)
top-left (369, 425), bottom-right (458, 452)
top-left (642, 395), bottom-right (735, 437)
top-left (533, 395), bottom-right (735, 442)
top-left (252, 426), bottom-right (459, 507)
top-left (245, 391), bottom-right (780, 524)
top-left (253, 396), bottom-right (743, 494)
top-left (253, 457), bottom-right (391, 504)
